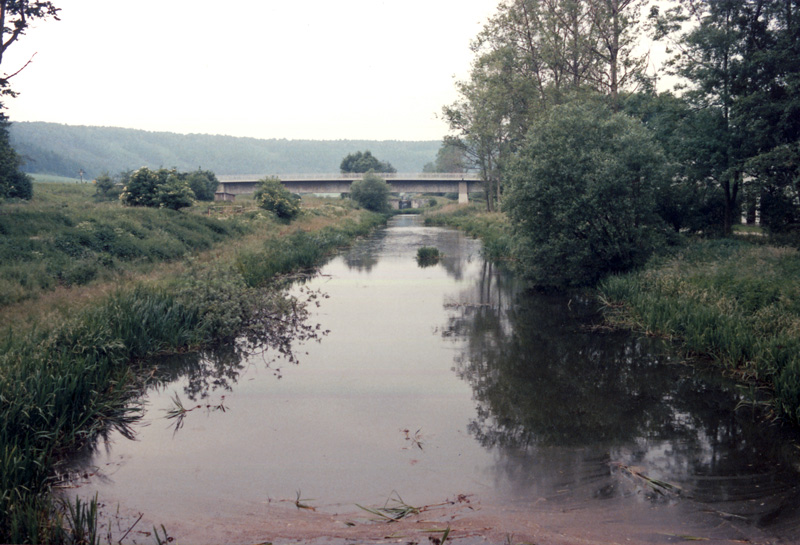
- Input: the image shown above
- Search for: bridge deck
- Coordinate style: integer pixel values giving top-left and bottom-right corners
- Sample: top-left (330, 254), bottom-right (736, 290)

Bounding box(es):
top-left (218, 172), bottom-right (480, 183)
top-left (216, 173), bottom-right (483, 204)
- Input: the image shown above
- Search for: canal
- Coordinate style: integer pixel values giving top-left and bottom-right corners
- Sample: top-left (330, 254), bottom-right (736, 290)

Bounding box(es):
top-left (68, 215), bottom-right (800, 544)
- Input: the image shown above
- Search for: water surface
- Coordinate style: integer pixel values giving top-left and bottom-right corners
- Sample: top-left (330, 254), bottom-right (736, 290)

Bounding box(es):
top-left (71, 215), bottom-right (800, 543)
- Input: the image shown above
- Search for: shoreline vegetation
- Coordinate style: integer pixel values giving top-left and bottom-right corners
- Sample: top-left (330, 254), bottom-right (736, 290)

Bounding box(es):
top-left (424, 204), bottom-right (800, 426)
top-left (0, 183), bottom-right (387, 543)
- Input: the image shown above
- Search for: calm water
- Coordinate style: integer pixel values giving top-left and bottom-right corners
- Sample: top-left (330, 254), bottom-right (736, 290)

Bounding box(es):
top-left (70, 215), bottom-right (800, 542)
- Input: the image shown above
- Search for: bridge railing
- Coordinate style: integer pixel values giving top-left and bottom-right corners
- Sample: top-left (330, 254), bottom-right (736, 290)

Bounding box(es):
top-left (218, 172), bottom-right (481, 182)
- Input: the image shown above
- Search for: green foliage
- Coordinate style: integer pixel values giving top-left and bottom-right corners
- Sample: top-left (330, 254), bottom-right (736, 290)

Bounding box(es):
top-left (745, 144), bottom-right (800, 234)
top-left (504, 101), bottom-right (668, 288)
top-left (92, 171), bottom-right (115, 200)
top-left (423, 140), bottom-right (467, 173)
top-left (350, 171), bottom-right (391, 213)
top-left (600, 240), bottom-right (800, 423)
top-left (184, 169), bottom-right (219, 201)
top-left (424, 206), bottom-right (512, 263)
top-left (622, 91), bottom-right (728, 235)
top-left (0, 184), bottom-right (248, 305)
top-left (416, 246), bottom-right (440, 267)
top-left (340, 150), bottom-right (396, 173)
top-left (254, 176), bottom-right (301, 220)
top-left (235, 212), bottom-right (385, 287)
top-left (120, 167), bottom-right (195, 209)
top-left (156, 173), bottom-right (195, 210)
top-left (0, 120), bottom-right (32, 200)
top-left (0, 208), bottom-right (383, 542)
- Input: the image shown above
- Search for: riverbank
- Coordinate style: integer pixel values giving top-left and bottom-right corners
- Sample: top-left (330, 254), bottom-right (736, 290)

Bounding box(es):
top-left (423, 204), bottom-right (800, 425)
top-left (599, 240), bottom-right (800, 424)
top-left (0, 184), bottom-right (386, 543)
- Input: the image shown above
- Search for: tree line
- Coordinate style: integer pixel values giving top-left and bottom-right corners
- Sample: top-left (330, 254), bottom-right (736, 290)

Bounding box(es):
top-left (443, 0), bottom-right (800, 286)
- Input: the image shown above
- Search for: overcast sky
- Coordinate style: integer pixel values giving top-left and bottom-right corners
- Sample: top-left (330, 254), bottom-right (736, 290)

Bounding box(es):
top-left (2, 1), bottom-right (500, 142)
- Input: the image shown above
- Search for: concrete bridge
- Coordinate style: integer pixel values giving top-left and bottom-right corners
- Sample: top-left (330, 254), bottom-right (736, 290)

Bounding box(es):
top-left (217, 173), bottom-right (483, 204)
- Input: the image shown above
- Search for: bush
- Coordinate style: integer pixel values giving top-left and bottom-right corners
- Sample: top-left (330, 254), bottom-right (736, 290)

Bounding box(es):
top-left (504, 101), bottom-right (668, 288)
top-left (93, 172), bottom-right (115, 200)
top-left (254, 176), bottom-right (301, 220)
top-left (350, 171), bottom-right (391, 213)
top-left (120, 167), bottom-right (195, 209)
top-left (184, 169), bottom-right (220, 202)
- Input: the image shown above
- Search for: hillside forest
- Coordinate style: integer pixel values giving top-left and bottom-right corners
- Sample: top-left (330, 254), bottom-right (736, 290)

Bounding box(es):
top-left (9, 122), bottom-right (440, 179)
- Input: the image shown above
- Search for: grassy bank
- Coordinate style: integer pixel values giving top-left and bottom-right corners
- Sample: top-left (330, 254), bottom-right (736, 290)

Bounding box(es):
top-left (0, 183), bottom-right (251, 307)
top-left (423, 204), bottom-right (512, 262)
top-left (0, 185), bottom-right (386, 543)
top-left (600, 240), bottom-right (800, 423)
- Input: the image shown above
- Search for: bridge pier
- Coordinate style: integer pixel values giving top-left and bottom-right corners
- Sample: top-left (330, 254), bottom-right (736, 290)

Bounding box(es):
top-left (458, 181), bottom-right (469, 205)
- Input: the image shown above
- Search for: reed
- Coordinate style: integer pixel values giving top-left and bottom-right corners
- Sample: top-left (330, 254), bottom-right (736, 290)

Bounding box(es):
top-left (600, 239), bottom-right (800, 423)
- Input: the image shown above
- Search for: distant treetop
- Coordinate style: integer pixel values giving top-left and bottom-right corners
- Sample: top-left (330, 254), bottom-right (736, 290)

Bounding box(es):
top-left (340, 150), bottom-right (396, 174)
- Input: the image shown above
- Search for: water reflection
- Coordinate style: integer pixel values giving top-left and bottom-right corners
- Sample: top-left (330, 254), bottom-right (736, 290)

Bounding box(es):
top-left (446, 262), bottom-right (800, 536)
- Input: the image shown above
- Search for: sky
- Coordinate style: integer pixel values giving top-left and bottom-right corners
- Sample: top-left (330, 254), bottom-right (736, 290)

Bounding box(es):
top-left (2, 1), bottom-right (501, 142)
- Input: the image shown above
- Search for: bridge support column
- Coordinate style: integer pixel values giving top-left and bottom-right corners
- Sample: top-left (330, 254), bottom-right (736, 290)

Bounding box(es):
top-left (458, 181), bottom-right (469, 204)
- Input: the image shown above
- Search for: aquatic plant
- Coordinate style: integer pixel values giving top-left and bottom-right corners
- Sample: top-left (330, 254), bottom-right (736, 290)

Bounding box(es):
top-left (357, 491), bottom-right (421, 522)
top-left (416, 246), bottom-right (440, 267)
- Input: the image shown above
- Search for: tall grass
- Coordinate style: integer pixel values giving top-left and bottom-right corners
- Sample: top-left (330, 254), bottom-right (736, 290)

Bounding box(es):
top-left (599, 240), bottom-right (800, 423)
top-left (0, 183), bottom-right (252, 305)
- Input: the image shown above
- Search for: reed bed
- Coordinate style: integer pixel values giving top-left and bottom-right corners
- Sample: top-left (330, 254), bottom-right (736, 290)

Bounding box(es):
top-left (600, 239), bottom-right (800, 423)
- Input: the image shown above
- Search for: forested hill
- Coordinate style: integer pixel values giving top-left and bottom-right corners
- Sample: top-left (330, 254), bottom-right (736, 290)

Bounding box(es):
top-left (8, 122), bottom-right (441, 179)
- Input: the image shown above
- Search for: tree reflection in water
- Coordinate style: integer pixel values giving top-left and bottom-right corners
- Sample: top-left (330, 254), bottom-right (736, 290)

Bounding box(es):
top-left (443, 261), bottom-right (800, 536)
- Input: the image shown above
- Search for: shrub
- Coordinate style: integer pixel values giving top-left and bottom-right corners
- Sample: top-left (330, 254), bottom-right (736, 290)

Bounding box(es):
top-left (184, 169), bottom-right (220, 202)
top-left (156, 174), bottom-right (195, 210)
top-left (350, 171), bottom-right (390, 213)
top-left (254, 177), bottom-right (301, 220)
top-left (504, 101), bottom-right (668, 288)
top-left (120, 167), bottom-right (195, 209)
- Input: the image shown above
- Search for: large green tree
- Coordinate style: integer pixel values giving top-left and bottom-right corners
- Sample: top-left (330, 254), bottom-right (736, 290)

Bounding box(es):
top-left (340, 150), bottom-right (396, 174)
top-left (443, 0), bottom-right (649, 211)
top-left (350, 171), bottom-right (391, 213)
top-left (655, 0), bottom-right (800, 234)
top-left (504, 100), bottom-right (667, 288)
top-left (183, 168), bottom-right (219, 201)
